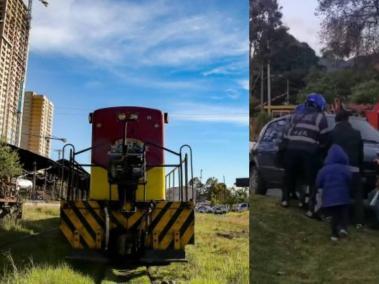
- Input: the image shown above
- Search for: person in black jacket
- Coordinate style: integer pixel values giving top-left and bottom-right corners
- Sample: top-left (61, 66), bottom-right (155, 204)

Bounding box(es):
top-left (331, 110), bottom-right (364, 227)
top-left (281, 93), bottom-right (330, 209)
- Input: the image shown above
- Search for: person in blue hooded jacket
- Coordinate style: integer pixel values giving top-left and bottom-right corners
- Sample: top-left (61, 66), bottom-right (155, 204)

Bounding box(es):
top-left (316, 144), bottom-right (352, 241)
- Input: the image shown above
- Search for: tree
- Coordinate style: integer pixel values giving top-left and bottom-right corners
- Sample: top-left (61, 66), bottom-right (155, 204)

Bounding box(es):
top-left (318, 0), bottom-right (379, 58)
top-left (251, 0), bottom-right (283, 64)
top-left (298, 67), bottom-right (379, 103)
top-left (189, 177), bottom-right (203, 188)
top-left (250, 0), bottom-right (283, 102)
top-left (210, 183), bottom-right (231, 205)
top-left (0, 143), bottom-right (22, 179)
top-left (228, 187), bottom-right (249, 204)
top-left (268, 28), bottom-right (320, 103)
top-left (190, 177), bottom-right (206, 200)
top-left (251, 1), bottom-right (320, 105)
top-left (205, 177), bottom-right (218, 189)
top-left (351, 80), bottom-right (379, 103)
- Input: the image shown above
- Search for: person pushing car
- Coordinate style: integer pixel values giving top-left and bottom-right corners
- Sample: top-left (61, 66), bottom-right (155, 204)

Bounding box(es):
top-left (280, 93), bottom-right (330, 210)
top-left (331, 110), bottom-right (364, 228)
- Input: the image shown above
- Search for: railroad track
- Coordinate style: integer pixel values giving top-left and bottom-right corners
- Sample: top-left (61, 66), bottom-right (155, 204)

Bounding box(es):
top-left (96, 265), bottom-right (163, 283)
top-left (146, 266), bottom-right (155, 283)
top-left (0, 226), bottom-right (171, 283)
top-left (145, 266), bottom-right (175, 284)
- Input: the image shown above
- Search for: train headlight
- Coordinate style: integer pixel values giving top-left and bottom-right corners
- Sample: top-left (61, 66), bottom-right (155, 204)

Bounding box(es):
top-left (118, 113), bottom-right (127, 121)
top-left (129, 114), bottom-right (138, 120)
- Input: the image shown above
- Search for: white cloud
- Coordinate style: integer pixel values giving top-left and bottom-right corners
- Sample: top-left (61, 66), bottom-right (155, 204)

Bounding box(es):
top-left (29, 0), bottom-right (247, 68)
top-left (202, 61), bottom-right (247, 77)
top-left (203, 66), bottom-right (231, 77)
top-left (169, 103), bottom-right (248, 125)
top-left (238, 79), bottom-right (249, 91)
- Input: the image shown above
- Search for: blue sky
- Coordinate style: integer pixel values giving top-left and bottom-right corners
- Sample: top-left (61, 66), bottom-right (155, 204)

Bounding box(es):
top-left (25, 0), bottom-right (249, 186)
top-left (279, 0), bottom-right (322, 54)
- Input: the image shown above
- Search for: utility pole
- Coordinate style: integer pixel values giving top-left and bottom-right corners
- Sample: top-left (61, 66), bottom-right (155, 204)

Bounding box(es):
top-left (286, 79), bottom-right (290, 104)
top-left (267, 62), bottom-right (271, 115)
top-left (223, 175), bottom-right (226, 203)
top-left (260, 64), bottom-right (264, 111)
top-left (54, 149), bottom-right (62, 160)
top-left (267, 40), bottom-right (271, 115)
top-left (32, 161), bottom-right (37, 200)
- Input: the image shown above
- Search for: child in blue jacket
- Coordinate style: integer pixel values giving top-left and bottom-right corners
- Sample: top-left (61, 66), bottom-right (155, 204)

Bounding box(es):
top-left (316, 144), bottom-right (352, 241)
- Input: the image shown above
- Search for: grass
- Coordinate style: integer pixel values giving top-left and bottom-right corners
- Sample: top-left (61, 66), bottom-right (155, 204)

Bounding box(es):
top-left (0, 205), bottom-right (248, 283)
top-left (149, 212), bottom-right (249, 283)
top-left (252, 194), bottom-right (379, 284)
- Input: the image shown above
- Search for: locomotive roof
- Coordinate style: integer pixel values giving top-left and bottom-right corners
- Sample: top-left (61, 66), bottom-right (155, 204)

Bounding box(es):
top-left (93, 106), bottom-right (163, 114)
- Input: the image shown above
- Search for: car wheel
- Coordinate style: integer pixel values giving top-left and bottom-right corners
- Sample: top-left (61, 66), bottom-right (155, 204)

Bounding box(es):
top-left (250, 164), bottom-right (267, 195)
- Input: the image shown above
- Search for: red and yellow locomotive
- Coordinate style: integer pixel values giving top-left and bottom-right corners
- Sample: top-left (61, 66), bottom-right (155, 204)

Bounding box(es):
top-left (59, 107), bottom-right (194, 264)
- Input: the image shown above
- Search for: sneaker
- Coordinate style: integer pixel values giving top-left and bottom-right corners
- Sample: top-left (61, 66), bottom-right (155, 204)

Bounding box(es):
top-left (330, 236), bottom-right (339, 242)
top-left (298, 202), bottom-right (304, 208)
top-left (281, 201), bottom-right (289, 207)
top-left (305, 211), bottom-right (314, 218)
top-left (339, 229), bottom-right (348, 238)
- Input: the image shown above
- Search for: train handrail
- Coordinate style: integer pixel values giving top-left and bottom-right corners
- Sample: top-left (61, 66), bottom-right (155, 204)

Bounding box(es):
top-left (61, 141), bottom-right (193, 203)
top-left (180, 145), bottom-right (194, 202)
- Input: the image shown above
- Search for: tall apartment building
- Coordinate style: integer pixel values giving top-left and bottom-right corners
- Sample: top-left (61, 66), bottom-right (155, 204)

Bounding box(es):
top-left (20, 91), bottom-right (54, 157)
top-left (0, 0), bottom-right (29, 145)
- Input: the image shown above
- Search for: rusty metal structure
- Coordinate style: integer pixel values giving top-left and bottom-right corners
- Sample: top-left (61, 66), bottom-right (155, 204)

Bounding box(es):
top-left (0, 179), bottom-right (22, 219)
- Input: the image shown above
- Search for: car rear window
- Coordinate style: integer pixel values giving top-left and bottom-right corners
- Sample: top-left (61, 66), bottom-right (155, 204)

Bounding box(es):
top-left (327, 116), bottom-right (379, 143)
top-left (261, 119), bottom-right (288, 143)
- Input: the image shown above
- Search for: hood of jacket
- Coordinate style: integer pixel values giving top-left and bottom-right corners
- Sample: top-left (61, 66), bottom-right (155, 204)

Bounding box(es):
top-left (325, 144), bottom-right (349, 165)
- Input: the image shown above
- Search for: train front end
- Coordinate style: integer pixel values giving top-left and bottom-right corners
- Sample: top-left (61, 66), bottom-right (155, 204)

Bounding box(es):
top-left (59, 107), bottom-right (194, 264)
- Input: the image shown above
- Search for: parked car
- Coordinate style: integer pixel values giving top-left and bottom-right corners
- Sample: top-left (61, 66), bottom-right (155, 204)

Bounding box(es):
top-left (196, 206), bottom-right (207, 213)
top-left (213, 205), bottom-right (228, 214)
top-left (206, 206), bottom-right (214, 213)
top-left (196, 205), bottom-right (213, 213)
top-left (232, 203), bottom-right (249, 212)
top-left (250, 114), bottom-right (379, 196)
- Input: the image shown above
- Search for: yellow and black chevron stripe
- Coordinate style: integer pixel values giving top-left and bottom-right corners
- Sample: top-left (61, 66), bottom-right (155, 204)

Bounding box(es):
top-left (60, 201), bottom-right (194, 251)
top-left (60, 201), bottom-right (105, 249)
top-left (148, 202), bottom-right (195, 250)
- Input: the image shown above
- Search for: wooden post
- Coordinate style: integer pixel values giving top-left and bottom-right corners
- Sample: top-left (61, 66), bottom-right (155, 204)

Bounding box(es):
top-left (32, 161), bottom-right (37, 200)
top-left (260, 64), bottom-right (264, 111)
top-left (267, 62), bottom-right (271, 114)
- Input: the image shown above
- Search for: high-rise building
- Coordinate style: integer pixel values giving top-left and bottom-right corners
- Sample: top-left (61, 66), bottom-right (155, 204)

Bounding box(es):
top-left (0, 0), bottom-right (29, 145)
top-left (20, 91), bottom-right (54, 157)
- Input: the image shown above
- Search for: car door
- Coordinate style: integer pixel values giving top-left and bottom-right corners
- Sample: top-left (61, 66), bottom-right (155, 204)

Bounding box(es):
top-left (255, 118), bottom-right (289, 187)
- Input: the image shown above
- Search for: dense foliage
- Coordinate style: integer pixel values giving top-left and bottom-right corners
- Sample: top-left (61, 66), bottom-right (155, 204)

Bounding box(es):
top-left (250, 0), bottom-right (320, 106)
top-left (351, 80), bottom-right (379, 104)
top-left (0, 143), bottom-right (22, 179)
top-left (250, 0), bottom-right (379, 107)
top-left (298, 67), bottom-right (379, 104)
top-left (193, 177), bottom-right (248, 206)
top-left (318, 0), bottom-right (379, 58)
